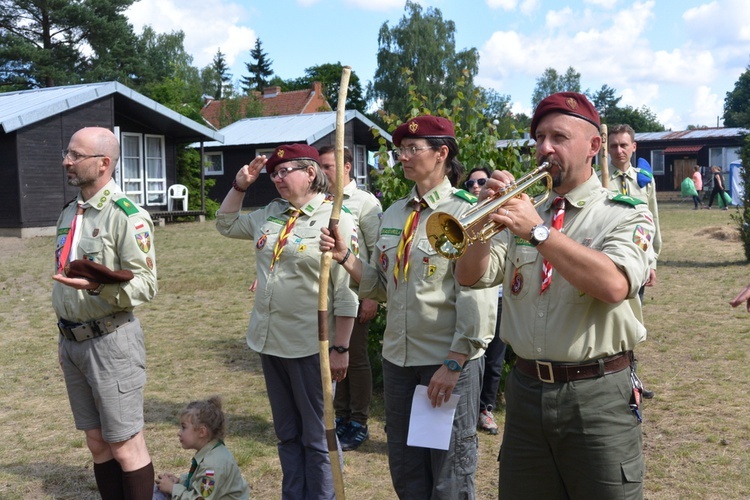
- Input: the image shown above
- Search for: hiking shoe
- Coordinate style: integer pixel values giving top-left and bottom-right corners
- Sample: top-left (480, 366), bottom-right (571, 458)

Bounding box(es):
top-left (340, 421), bottom-right (369, 451)
top-left (478, 409), bottom-right (499, 435)
top-left (335, 418), bottom-right (349, 439)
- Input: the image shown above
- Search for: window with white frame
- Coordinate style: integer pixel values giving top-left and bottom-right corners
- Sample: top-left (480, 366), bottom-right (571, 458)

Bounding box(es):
top-left (118, 132), bottom-right (167, 206)
top-left (354, 145), bottom-right (367, 187)
top-left (257, 148), bottom-right (274, 173)
top-left (650, 150), bottom-right (665, 175)
top-left (204, 152), bottom-right (224, 175)
top-left (710, 146), bottom-right (741, 170)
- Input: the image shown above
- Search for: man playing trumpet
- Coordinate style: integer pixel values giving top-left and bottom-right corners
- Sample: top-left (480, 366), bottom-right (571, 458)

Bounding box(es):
top-left (454, 92), bottom-right (655, 499)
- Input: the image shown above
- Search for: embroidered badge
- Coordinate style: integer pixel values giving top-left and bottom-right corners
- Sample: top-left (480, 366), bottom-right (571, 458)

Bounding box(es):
top-left (381, 227), bottom-right (402, 236)
top-left (565, 97), bottom-right (578, 110)
top-left (92, 228), bottom-right (99, 237)
top-left (146, 256), bottom-right (154, 270)
top-left (511, 268), bottom-right (523, 295)
top-left (633, 225), bottom-right (652, 251)
top-left (409, 121), bottom-right (419, 133)
top-left (423, 257), bottom-right (436, 278)
top-left (256, 234), bottom-right (267, 249)
top-left (135, 232), bottom-right (151, 253)
top-left (299, 244), bottom-right (307, 252)
top-left (380, 252), bottom-right (389, 272)
top-left (351, 234), bottom-right (360, 256)
top-left (134, 222), bottom-right (144, 231)
top-left (199, 475), bottom-right (216, 497)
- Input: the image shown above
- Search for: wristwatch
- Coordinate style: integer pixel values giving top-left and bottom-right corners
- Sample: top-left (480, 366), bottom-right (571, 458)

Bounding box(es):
top-left (330, 345), bottom-right (349, 353)
top-left (443, 359), bottom-right (463, 372)
top-left (529, 224), bottom-right (550, 247)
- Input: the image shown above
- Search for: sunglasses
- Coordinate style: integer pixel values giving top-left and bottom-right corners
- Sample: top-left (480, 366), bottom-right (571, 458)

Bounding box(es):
top-left (464, 178), bottom-right (488, 189)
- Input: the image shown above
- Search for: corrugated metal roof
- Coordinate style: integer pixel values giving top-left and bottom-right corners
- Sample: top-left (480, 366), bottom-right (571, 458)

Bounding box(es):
top-left (663, 145), bottom-right (704, 154)
top-left (0, 82), bottom-right (223, 142)
top-left (198, 110), bottom-right (391, 148)
top-left (635, 128), bottom-right (748, 141)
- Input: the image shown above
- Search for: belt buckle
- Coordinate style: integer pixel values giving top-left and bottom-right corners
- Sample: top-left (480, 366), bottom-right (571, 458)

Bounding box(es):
top-left (536, 361), bottom-right (555, 383)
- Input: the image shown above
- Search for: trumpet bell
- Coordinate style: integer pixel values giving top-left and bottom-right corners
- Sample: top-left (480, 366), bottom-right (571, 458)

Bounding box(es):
top-left (425, 212), bottom-right (466, 259)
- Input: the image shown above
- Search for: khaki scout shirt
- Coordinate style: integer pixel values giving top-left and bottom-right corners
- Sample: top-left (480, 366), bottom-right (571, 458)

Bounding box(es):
top-left (52, 179), bottom-right (157, 323)
top-left (341, 180), bottom-right (382, 270)
top-left (478, 172), bottom-right (655, 362)
top-left (216, 193), bottom-right (359, 358)
top-left (358, 177), bottom-right (496, 367)
top-left (173, 439), bottom-right (250, 500)
top-left (609, 165), bottom-right (662, 265)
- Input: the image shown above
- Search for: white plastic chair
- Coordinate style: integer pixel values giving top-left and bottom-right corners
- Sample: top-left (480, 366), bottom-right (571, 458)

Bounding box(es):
top-left (167, 184), bottom-right (188, 211)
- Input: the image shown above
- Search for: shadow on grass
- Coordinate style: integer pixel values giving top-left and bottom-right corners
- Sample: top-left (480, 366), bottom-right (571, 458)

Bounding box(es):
top-left (1, 461), bottom-right (100, 500)
top-left (660, 259), bottom-right (749, 268)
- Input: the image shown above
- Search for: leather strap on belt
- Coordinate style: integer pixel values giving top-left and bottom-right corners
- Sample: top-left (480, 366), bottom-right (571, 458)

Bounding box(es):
top-left (58, 311), bottom-right (135, 342)
top-left (515, 351), bottom-right (632, 383)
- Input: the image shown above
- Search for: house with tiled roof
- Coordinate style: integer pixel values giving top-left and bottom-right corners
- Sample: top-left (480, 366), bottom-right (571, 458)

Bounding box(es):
top-left (200, 81), bottom-right (331, 129)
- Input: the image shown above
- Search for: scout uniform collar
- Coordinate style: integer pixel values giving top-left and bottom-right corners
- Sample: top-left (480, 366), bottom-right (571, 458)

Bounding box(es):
top-left (193, 438), bottom-right (225, 463)
top-left (79, 179), bottom-right (122, 212)
top-left (285, 192), bottom-right (327, 217)
top-left (342, 179), bottom-right (358, 198)
top-left (543, 170), bottom-right (602, 211)
top-left (410, 176), bottom-right (453, 210)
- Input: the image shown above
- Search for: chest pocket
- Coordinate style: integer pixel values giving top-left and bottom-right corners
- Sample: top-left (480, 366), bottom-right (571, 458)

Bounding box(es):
top-left (288, 226), bottom-right (320, 262)
top-left (258, 221), bottom-right (283, 254)
top-left (415, 238), bottom-right (450, 282)
top-left (506, 244), bottom-right (538, 300)
top-left (78, 234), bottom-right (104, 261)
top-left (376, 235), bottom-right (400, 274)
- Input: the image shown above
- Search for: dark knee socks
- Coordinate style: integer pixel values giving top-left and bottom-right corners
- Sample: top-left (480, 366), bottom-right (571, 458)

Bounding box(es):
top-left (94, 459), bottom-right (154, 500)
top-left (122, 461), bottom-right (155, 500)
top-left (94, 459), bottom-right (124, 500)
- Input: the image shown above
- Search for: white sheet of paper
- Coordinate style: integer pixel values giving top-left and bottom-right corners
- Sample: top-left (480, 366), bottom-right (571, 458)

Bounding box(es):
top-left (407, 384), bottom-right (460, 450)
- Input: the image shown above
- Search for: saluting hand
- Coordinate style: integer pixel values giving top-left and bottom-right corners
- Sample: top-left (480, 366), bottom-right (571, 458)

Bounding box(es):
top-left (235, 155), bottom-right (267, 190)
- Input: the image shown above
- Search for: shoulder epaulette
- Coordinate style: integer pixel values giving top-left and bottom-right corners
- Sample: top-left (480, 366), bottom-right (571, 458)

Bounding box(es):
top-left (453, 189), bottom-right (478, 203)
top-left (63, 197), bottom-right (78, 209)
top-left (611, 193), bottom-right (646, 206)
top-left (113, 196), bottom-right (140, 216)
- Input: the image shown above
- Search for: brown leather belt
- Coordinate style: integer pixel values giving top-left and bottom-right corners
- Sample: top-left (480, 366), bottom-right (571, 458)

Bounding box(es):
top-left (515, 351), bottom-right (632, 383)
top-left (58, 311), bottom-right (135, 342)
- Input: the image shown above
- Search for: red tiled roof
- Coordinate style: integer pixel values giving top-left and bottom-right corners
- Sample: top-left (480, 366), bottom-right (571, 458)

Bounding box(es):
top-left (663, 145), bottom-right (704, 154)
top-left (201, 81), bottom-right (331, 129)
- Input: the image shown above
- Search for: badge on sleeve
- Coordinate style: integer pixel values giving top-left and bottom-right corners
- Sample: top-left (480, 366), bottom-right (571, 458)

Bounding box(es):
top-left (200, 471), bottom-right (216, 497)
top-left (633, 225), bottom-right (652, 251)
top-left (135, 232), bottom-right (151, 253)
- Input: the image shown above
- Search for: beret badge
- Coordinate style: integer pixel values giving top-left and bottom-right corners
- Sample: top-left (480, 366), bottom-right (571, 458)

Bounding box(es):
top-left (565, 97), bottom-right (578, 110)
top-left (277, 149), bottom-right (285, 159)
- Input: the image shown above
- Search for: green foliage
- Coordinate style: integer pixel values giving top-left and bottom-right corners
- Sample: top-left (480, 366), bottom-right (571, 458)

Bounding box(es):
top-left (531, 67), bottom-right (581, 110)
top-left (241, 39), bottom-right (273, 93)
top-left (176, 148), bottom-right (219, 218)
top-left (724, 64), bottom-right (750, 128)
top-left (267, 63), bottom-right (367, 113)
top-left (370, 0), bottom-right (479, 117)
top-left (0, 0), bottom-right (139, 88)
top-left (605, 104), bottom-right (666, 132)
top-left (214, 94), bottom-right (264, 129)
top-left (206, 48), bottom-right (232, 100)
top-left (731, 134), bottom-right (750, 260)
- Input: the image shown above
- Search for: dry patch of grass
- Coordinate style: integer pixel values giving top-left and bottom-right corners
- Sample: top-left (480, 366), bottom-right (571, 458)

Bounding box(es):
top-left (1, 200), bottom-right (750, 498)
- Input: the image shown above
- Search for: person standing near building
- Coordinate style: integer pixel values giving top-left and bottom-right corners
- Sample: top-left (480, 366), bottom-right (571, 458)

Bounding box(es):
top-left (216, 144), bottom-right (358, 499)
top-left (455, 93), bottom-right (655, 498)
top-left (608, 124), bottom-right (661, 298)
top-left (692, 165), bottom-right (704, 209)
top-left (320, 115), bottom-right (495, 498)
top-left (318, 145), bottom-right (382, 451)
top-left (53, 127), bottom-right (158, 499)
top-left (706, 165), bottom-right (729, 210)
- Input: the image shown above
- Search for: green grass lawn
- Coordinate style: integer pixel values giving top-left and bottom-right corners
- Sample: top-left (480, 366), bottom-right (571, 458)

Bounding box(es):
top-left (0, 198), bottom-right (749, 499)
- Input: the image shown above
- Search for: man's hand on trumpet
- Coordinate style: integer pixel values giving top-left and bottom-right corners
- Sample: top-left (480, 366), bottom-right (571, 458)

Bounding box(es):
top-left (482, 170), bottom-right (544, 241)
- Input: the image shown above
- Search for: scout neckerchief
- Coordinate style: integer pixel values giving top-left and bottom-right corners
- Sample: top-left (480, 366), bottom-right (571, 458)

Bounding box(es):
top-left (185, 440), bottom-right (224, 487)
top-left (618, 170), bottom-right (630, 196)
top-left (540, 197), bottom-right (565, 294)
top-left (58, 203), bottom-right (85, 274)
top-left (394, 199), bottom-right (427, 285)
top-left (270, 208), bottom-right (300, 272)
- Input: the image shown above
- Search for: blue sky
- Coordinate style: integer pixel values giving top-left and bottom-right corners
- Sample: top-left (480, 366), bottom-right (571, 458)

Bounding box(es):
top-left (125, 0), bottom-right (750, 131)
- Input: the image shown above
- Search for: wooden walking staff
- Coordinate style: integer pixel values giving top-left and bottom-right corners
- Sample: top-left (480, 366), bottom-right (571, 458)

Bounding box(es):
top-left (317, 65), bottom-right (351, 500)
top-left (600, 123), bottom-right (610, 189)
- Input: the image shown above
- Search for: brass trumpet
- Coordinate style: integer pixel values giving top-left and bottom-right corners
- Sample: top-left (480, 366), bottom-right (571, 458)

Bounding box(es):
top-left (425, 163), bottom-right (553, 259)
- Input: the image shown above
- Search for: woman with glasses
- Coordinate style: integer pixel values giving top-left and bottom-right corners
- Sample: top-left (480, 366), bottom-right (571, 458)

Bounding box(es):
top-left (216, 144), bottom-right (358, 499)
top-left (463, 166), bottom-right (491, 195)
top-left (321, 116), bottom-right (495, 499)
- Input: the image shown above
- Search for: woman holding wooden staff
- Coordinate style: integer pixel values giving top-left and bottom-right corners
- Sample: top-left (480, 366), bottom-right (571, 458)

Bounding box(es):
top-left (320, 116), bottom-right (495, 499)
top-left (216, 144), bottom-right (358, 499)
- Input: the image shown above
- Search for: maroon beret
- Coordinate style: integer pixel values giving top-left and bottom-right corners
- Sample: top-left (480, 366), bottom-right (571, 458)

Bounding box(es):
top-left (65, 259), bottom-right (134, 284)
top-left (530, 92), bottom-right (600, 138)
top-left (392, 116), bottom-right (456, 146)
top-left (265, 144), bottom-right (320, 174)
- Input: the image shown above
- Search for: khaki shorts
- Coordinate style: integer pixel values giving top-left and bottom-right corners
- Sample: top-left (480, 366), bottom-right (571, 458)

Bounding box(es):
top-left (60, 318), bottom-right (146, 443)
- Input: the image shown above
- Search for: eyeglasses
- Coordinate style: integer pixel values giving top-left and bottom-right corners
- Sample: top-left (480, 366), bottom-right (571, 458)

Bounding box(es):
top-left (270, 165), bottom-right (308, 181)
top-left (464, 178), bottom-right (488, 189)
top-left (62, 150), bottom-right (105, 163)
top-left (391, 145), bottom-right (433, 160)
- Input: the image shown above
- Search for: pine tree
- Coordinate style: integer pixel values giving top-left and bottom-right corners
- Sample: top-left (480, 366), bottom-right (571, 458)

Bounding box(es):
top-left (211, 48), bottom-right (232, 99)
top-left (240, 39), bottom-right (273, 94)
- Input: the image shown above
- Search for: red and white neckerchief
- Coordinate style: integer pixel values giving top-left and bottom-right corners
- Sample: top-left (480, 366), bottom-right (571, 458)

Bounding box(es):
top-left (540, 197), bottom-right (565, 294)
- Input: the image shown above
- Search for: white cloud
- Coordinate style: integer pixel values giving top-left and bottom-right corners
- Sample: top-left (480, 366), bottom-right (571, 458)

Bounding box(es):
top-left (486, 0), bottom-right (519, 10)
top-left (345, 0), bottom-right (406, 10)
top-left (126, 0), bottom-right (255, 68)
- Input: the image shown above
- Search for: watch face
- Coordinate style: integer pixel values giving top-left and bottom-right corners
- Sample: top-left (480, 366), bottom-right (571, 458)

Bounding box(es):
top-left (533, 227), bottom-right (548, 240)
